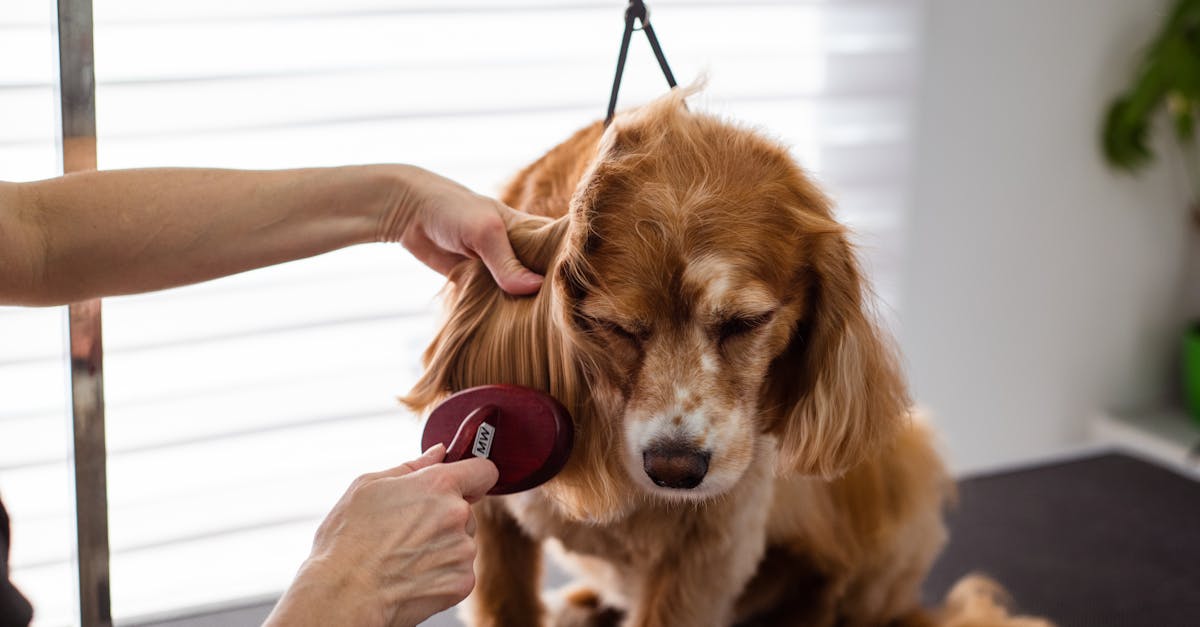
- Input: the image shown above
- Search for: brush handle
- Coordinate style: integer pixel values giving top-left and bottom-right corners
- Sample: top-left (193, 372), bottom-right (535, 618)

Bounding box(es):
top-left (444, 404), bottom-right (498, 462)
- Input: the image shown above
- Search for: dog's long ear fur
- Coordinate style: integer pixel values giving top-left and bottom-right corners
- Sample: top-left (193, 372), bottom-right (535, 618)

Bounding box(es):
top-left (766, 182), bottom-right (910, 479)
top-left (402, 210), bottom-right (634, 521)
top-left (402, 216), bottom-right (568, 411)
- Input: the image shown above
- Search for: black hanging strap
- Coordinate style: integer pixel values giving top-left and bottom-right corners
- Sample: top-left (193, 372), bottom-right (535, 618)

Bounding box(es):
top-left (605, 0), bottom-right (677, 126)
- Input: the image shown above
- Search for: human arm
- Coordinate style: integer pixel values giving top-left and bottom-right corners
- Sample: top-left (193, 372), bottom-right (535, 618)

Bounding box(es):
top-left (0, 165), bottom-right (542, 306)
top-left (263, 444), bottom-right (499, 627)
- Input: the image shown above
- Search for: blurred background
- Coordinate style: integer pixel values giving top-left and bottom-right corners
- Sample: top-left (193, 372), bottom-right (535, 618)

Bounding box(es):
top-left (0, 0), bottom-right (1195, 625)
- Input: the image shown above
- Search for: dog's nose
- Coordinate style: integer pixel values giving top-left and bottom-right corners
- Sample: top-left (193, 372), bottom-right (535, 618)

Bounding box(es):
top-left (642, 442), bottom-right (710, 489)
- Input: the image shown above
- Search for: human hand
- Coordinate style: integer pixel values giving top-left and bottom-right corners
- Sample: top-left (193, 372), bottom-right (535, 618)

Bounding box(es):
top-left (381, 166), bottom-right (544, 295)
top-left (264, 444), bottom-right (499, 627)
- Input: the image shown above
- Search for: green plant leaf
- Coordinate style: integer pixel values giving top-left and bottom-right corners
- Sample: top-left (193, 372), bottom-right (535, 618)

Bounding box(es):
top-left (1170, 93), bottom-right (1197, 139)
top-left (1099, 0), bottom-right (1200, 174)
top-left (1103, 97), bottom-right (1153, 171)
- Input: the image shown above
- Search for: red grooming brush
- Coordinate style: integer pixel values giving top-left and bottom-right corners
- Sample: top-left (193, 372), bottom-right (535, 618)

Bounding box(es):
top-left (422, 384), bottom-right (573, 495)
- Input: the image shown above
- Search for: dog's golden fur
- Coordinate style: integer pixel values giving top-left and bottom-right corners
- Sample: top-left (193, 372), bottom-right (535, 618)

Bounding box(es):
top-left (405, 91), bottom-right (1050, 627)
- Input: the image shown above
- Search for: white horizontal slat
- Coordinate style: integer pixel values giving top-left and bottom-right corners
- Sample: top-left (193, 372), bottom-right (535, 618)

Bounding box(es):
top-left (0, 413), bottom-right (68, 471)
top-left (89, 4), bottom-right (909, 84)
top-left (0, 87), bottom-right (59, 141)
top-left (0, 83), bottom-right (59, 180)
top-left (0, 0), bottom-right (54, 26)
top-left (0, 1), bottom-right (57, 185)
top-left (96, 94), bottom-right (909, 190)
top-left (106, 243), bottom-right (439, 301)
top-left (0, 144), bottom-right (60, 183)
top-left (0, 26), bottom-right (55, 85)
top-left (90, 0), bottom-right (922, 25)
top-left (100, 247), bottom-right (443, 351)
top-left (8, 413), bottom-right (427, 623)
top-left (0, 466), bottom-right (74, 562)
top-left (94, 0), bottom-right (637, 24)
top-left (96, 109), bottom-right (599, 180)
top-left (93, 70), bottom-right (914, 140)
top-left (2, 6), bottom-right (74, 627)
top-left (105, 414), bottom-right (422, 546)
top-left (102, 333), bottom-right (430, 451)
top-left (0, 462), bottom-right (73, 536)
top-left (0, 340), bottom-right (427, 472)
top-left (7, 412), bottom-right (422, 570)
top-left (0, 247), bottom-right (438, 370)
top-left (109, 522), bottom-right (315, 622)
top-left (0, 307), bottom-right (65, 368)
top-left (102, 313), bottom-right (427, 407)
top-left (12, 522), bottom-right (312, 627)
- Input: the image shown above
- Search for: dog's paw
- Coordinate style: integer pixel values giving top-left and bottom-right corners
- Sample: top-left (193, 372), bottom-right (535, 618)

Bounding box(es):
top-left (545, 585), bottom-right (624, 627)
top-left (941, 574), bottom-right (1055, 627)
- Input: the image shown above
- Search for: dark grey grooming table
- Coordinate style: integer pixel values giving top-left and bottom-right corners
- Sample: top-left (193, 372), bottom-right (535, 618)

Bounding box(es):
top-left (921, 452), bottom-right (1200, 626)
top-left (427, 452), bottom-right (1200, 627)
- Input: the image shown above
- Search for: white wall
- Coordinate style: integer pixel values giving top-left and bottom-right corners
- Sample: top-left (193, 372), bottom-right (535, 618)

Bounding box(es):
top-left (902, 0), bottom-right (1196, 473)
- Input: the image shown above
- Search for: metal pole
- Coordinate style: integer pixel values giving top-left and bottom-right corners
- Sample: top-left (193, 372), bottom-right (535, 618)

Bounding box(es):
top-left (55, 1), bottom-right (112, 626)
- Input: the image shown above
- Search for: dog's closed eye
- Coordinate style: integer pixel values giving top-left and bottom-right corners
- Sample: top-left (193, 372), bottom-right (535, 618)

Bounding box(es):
top-left (714, 311), bottom-right (775, 345)
top-left (584, 316), bottom-right (649, 346)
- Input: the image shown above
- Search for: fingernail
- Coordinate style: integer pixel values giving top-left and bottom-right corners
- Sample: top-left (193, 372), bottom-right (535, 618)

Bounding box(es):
top-left (423, 442), bottom-right (446, 455)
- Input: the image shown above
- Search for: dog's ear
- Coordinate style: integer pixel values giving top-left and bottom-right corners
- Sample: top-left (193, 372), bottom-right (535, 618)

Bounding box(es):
top-left (766, 194), bottom-right (909, 479)
top-left (549, 127), bottom-right (631, 317)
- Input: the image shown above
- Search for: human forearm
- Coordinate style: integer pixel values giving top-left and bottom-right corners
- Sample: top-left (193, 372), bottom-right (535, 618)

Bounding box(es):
top-left (2, 166), bottom-right (396, 306)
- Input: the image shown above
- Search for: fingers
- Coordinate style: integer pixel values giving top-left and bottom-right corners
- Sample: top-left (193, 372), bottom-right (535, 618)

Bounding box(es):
top-left (471, 211), bottom-right (543, 295)
top-left (437, 456), bottom-right (500, 503)
top-left (379, 443), bottom-right (447, 478)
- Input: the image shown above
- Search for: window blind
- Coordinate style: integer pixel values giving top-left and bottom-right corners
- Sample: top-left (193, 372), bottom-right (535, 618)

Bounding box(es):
top-left (1, 1), bottom-right (80, 626)
top-left (0, 1), bottom-right (924, 624)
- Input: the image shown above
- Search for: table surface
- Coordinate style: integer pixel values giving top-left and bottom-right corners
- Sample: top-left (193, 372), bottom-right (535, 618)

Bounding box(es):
top-left (922, 451), bottom-right (1200, 626)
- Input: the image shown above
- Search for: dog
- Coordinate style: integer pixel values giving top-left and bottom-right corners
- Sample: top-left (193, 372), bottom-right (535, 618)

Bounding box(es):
top-left (404, 90), bottom-right (1049, 627)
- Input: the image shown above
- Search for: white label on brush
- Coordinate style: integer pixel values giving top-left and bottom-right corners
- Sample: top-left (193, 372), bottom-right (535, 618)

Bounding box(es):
top-left (473, 422), bottom-right (495, 459)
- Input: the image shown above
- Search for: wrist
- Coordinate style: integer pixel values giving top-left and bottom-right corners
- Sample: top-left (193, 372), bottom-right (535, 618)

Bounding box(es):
top-left (266, 556), bottom-right (390, 627)
top-left (373, 164), bottom-right (424, 245)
